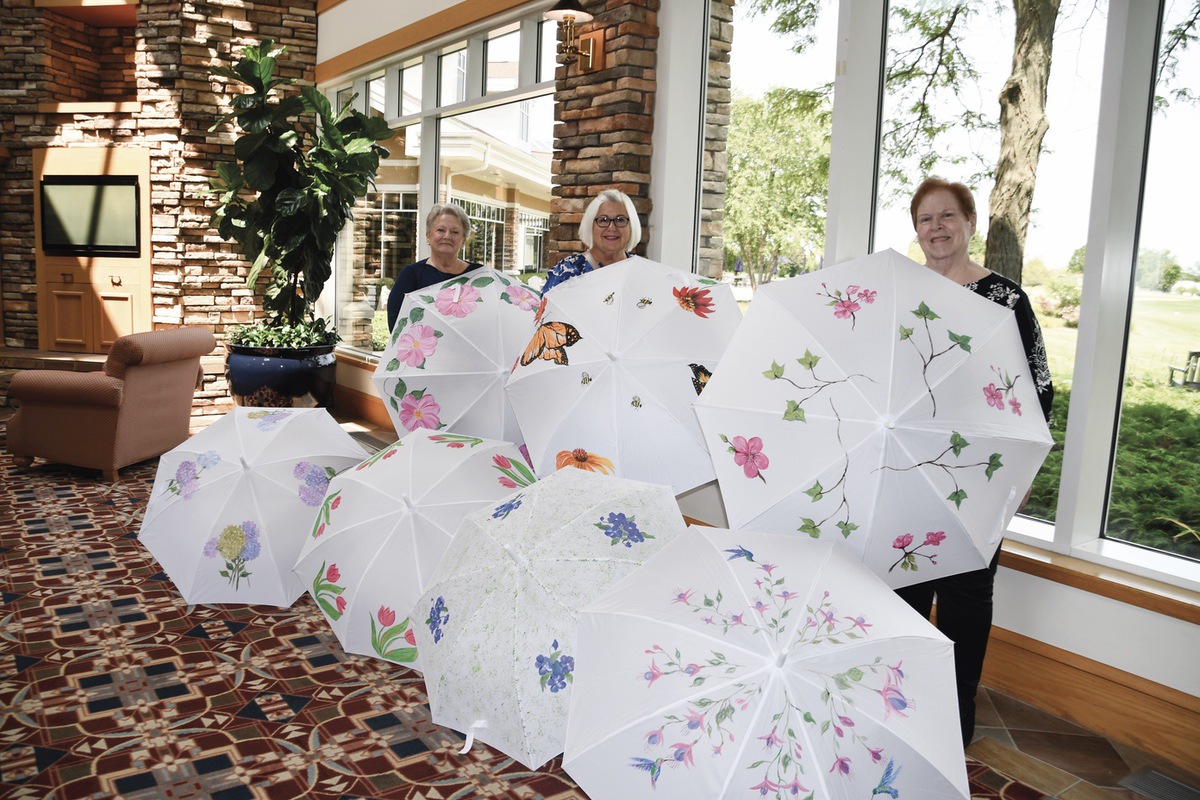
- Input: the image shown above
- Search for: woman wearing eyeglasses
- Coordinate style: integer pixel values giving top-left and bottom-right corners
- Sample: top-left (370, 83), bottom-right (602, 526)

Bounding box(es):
top-left (541, 189), bottom-right (641, 292)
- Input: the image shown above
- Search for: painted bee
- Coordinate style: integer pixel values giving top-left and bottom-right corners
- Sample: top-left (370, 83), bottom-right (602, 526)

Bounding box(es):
top-left (580, 372), bottom-right (592, 386)
top-left (637, 297), bottom-right (653, 309)
top-left (631, 396), bottom-right (643, 409)
top-left (603, 292), bottom-right (615, 305)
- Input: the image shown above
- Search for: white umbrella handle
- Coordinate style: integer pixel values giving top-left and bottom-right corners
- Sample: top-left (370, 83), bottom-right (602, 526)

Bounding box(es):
top-left (453, 283), bottom-right (463, 303)
top-left (459, 719), bottom-right (488, 753)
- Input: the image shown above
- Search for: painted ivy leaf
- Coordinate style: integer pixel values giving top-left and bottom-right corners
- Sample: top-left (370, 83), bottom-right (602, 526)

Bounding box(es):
top-left (949, 330), bottom-right (972, 352)
top-left (763, 361), bottom-right (785, 380)
top-left (950, 431), bottom-right (969, 456)
top-left (985, 453), bottom-right (1004, 479)
top-left (804, 481), bottom-right (824, 502)
top-left (836, 520), bottom-right (858, 538)
top-left (797, 349), bottom-right (821, 371)
top-left (899, 325), bottom-right (914, 340)
top-left (798, 518), bottom-right (820, 537)
top-left (948, 488), bottom-right (968, 508)
top-left (783, 400), bottom-right (806, 422)
top-left (913, 301), bottom-right (939, 320)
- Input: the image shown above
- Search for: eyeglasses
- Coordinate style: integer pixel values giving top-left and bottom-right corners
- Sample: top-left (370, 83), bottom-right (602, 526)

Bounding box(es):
top-left (594, 215), bottom-right (630, 229)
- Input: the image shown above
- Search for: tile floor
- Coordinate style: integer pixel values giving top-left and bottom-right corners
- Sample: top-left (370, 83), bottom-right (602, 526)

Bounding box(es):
top-left (5, 404), bottom-right (1199, 800)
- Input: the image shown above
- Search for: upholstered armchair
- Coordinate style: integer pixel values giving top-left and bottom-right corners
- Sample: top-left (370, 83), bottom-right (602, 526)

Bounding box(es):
top-left (7, 328), bottom-right (216, 480)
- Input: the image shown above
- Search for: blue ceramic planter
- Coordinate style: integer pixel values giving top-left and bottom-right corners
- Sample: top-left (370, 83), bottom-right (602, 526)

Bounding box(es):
top-left (225, 344), bottom-right (337, 408)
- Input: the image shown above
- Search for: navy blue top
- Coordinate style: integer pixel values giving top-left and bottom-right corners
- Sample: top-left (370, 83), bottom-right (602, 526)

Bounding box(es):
top-left (387, 259), bottom-right (482, 330)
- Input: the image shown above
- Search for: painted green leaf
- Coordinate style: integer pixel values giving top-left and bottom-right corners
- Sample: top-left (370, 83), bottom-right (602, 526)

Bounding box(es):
top-left (386, 359), bottom-right (400, 371)
top-left (763, 361), bottom-right (785, 380)
top-left (382, 647), bottom-right (418, 662)
top-left (409, 307), bottom-right (425, 323)
top-left (950, 431), bottom-right (969, 456)
top-left (798, 518), bottom-right (820, 537)
top-left (899, 325), bottom-right (914, 340)
top-left (783, 400), bottom-right (806, 422)
top-left (949, 330), bottom-right (972, 352)
top-left (948, 488), bottom-right (968, 508)
top-left (804, 481), bottom-right (824, 501)
top-left (797, 349), bottom-right (820, 371)
top-left (471, 276), bottom-right (494, 287)
top-left (913, 301), bottom-right (939, 320)
top-left (986, 453), bottom-right (1004, 479)
top-left (419, 295), bottom-right (434, 303)
top-left (836, 520), bottom-right (858, 538)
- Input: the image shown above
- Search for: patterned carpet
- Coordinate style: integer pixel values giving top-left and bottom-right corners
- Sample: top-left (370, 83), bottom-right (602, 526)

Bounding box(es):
top-left (0, 425), bottom-right (1056, 800)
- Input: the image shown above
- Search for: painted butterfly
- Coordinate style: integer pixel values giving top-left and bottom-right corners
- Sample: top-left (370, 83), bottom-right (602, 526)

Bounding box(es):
top-left (520, 321), bottom-right (582, 366)
top-left (689, 363), bottom-right (712, 395)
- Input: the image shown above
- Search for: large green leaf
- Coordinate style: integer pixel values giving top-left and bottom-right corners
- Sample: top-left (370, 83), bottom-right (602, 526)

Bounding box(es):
top-left (242, 151), bottom-right (278, 191)
top-left (274, 188), bottom-right (306, 216)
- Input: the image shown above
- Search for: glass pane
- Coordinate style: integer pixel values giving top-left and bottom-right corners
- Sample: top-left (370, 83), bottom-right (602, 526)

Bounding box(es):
top-left (401, 62), bottom-right (422, 115)
top-left (335, 87), bottom-right (354, 112)
top-left (335, 123), bottom-right (420, 353)
top-left (366, 76), bottom-right (386, 118)
top-left (871, 1), bottom-right (1108, 524)
top-left (486, 28), bottom-right (520, 94)
top-left (539, 19), bottom-right (558, 81)
top-left (439, 47), bottom-right (467, 105)
top-left (1107, 0), bottom-right (1200, 560)
top-left (725, 3), bottom-right (836, 292)
top-left (437, 96), bottom-right (553, 278)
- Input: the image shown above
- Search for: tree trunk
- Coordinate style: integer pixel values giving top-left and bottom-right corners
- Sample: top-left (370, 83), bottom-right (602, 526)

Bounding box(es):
top-left (984, 0), bottom-right (1061, 282)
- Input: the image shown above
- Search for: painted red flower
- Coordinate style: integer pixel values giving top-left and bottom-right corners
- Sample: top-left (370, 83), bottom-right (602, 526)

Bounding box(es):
top-left (673, 285), bottom-right (716, 318)
top-left (377, 606), bottom-right (396, 627)
top-left (326, 563), bottom-right (340, 582)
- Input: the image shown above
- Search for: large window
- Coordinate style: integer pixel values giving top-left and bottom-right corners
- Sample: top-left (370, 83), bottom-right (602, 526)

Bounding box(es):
top-left (328, 12), bottom-right (553, 355)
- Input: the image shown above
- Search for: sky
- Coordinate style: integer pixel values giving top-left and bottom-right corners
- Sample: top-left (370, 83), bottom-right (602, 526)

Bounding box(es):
top-left (728, 1), bottom-right (1200, 272)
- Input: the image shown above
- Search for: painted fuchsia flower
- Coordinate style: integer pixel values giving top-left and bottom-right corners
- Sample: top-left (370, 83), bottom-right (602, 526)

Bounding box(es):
top-left (435, 283), bottom-right (481, 317)
top-left (396, 323), bottom-right (438, 367)
top-left (399, 392), bottom-right (441, 431)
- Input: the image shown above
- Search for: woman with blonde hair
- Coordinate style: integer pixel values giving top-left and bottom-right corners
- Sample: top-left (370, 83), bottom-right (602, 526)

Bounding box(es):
top-left (541, 189), bottom-right (641, 292)
top-left (387, 203), bottom-right (481, 330)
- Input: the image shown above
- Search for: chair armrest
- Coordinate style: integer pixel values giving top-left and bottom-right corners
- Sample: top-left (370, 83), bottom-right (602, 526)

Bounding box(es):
top-left (8, 371), bottom-right (123, 408)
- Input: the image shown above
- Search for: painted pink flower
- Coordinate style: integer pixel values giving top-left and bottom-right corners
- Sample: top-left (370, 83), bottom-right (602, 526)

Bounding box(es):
top-left (735, 698), bottom-right (750, 711)
top-left (893, 533), bottom-right (914, 550)
top-left (498, 477), bottom-right (517, 489)
top-left (682, 663), bottom-right (703, 677)
top-left (404, 626), bottom-right (416, 646)
top-left (505, 285), bottom-right (538, 311)
top-left (858, 288), bottom-right (877, 303)
top-left (644, 726), bottom-right (664, 746)
top-left (435, 283), bottom-right (481, 317)
top-left (335, 595), bottom-right (347, 614)
top-left (753, 599), bottom-right (769, 613)
top-left (326, 564), bottom-right (340, 583)
top-left (984, 382), bottom-right (1006, 410)
top-left (845, 615), bottom-right (871, 633)
top-left (519, 443), bottom-right (534, 469)
top-left (731, 436), bottom-right (769, 480)
top-left (759, 563), bottom-right (777, 576)
top-left (869, 747), bottom-right (885, 763)
top-left (447, 442), bottom-right (464, 448)
top-left (847, 284), bottom-right (860, 295)
top-left (924, 530), bottom-right (947, 546)
top-left (683, 708), bottom-right (704, 730)
top-left (331, 495), bottom-right (341, 510)
top-left (780, 777), bottom-right (810, 795)
top-left (838, 714), bottom-right (855, 727)
top-left (751, 778), bottom-right (780, 796)
top-left (830, 756), bottom-right (852, 775)
top-left (758, 728), bottom-right (782, 749)
top-left (834, 298), bottom-right (861, 319)
top-left (493, 454), bottom-right (512, 470)
top-left (1010, 396), bottom-right (1023, 416)
top-left (672, 589), bottom-right (694, 604)
top-left (779, 590), bottom-right (798, 602)
top-left (643, 659), bottom-right (663, 687)
top-left (671, 741), bottom-right (696, 767)
top-left (315, 522), bottom-right (326, 538)
top-left (398, 393), bottom-right (441, 431)
top-left (396, 323), bottom-right (438, 367)
top-left (377, 606), bottom-right (396, 627)
top-left (879, 680), bottom-right (911, 719)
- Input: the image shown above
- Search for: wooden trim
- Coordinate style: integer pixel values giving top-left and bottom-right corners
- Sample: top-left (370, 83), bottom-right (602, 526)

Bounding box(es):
top-left (38, 101), bottom-right (141, 113)
top-left (333, 382), bottom-right (391, 430)
top-left (983, 625), bottom-right (1200, 776)
top-left (316, 0), bottom-right (350, 12)
top-left (999, 541), bottom-right (1200, 625)
top-left (315, 0), bottom-right (529, 83)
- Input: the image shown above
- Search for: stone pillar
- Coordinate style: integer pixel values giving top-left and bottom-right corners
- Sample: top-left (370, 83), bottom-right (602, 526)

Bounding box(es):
top-left (699, 0), bottom-right (734, 278)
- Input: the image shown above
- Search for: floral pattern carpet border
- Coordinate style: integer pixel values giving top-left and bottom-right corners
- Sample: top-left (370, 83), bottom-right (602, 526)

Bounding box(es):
top-left (0, 425), bottom-right (1055, 800)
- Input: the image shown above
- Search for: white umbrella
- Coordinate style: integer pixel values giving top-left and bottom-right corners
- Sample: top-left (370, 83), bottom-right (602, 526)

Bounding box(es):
top-left (373, 266), bottom-right (541, 441)
top-left (693, 250), bottom-right (1053, 587)
top-left (505, 256), bottom-right (740, 494)
top-left (409, 467), bottom-right (690, 769)
top-left (563, 526), bottom-right (969, 800)
top-left (291, 428), bottom-right (535, 671)
top-left (139, 407), bottom-right (367, 607)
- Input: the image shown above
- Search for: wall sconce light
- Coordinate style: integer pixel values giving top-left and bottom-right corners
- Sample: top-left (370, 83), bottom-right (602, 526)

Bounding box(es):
top-left (544, 0), bottom-right (603, 72)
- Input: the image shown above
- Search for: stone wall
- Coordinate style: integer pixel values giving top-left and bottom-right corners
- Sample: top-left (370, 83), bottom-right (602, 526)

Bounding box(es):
top-left (549, 0), bottom-right (659, 265)
top-left (0, 0), bottom-right (318, 417)
top-left (699, 0), bottom-right (733, 278)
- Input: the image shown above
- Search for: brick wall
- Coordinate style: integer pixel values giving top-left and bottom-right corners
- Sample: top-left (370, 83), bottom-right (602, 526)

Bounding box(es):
top-left (0, 0), bottom-right (318, 417)
top-left (699, 0), bottom-right (733, 278)
top-left (549, 0), bottom-right (659, 266)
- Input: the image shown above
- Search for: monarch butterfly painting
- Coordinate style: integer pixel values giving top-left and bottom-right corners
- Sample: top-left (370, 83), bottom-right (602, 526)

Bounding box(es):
top-left (689, 363), bottom-right (712, 395)
top-left (519, 321), bottom-right (582, 366)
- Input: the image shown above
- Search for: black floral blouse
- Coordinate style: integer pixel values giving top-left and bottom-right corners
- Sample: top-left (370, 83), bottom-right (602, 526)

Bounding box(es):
top-left (963, 272), bottom-right (1054, 422)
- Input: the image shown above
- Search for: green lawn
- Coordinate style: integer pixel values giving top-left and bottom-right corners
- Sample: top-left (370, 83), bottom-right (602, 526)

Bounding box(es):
top-left (1029, 290), bottom-right (1200, 559)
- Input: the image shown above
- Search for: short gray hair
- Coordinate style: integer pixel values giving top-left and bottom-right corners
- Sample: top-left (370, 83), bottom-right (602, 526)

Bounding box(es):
top-left (579, 189), bottom-right (641, 251)
top-left (425, 203), bottom-right (471, 237)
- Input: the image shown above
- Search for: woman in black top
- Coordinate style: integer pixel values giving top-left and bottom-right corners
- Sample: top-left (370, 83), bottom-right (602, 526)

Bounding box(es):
top-left (386, 203), bottom-right (482, 330)
top-left (897, 177), bottom-right (1054, 746)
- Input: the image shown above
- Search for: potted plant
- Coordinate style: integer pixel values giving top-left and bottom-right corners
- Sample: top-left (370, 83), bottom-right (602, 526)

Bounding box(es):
top-left (208, 39), bottom-right (393, 406)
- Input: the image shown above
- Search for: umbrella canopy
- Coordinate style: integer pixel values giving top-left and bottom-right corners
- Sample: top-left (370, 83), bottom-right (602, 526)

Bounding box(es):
top-left (505, 256), bottom-right (740, 494)
top-left (291, 428), bottom-right (535, 672)
top-left (693, 250), bottom-right (1053, 587)
top-left (409, 467), bottom-right (690, 769)
top-left (139, 407), bottom-right (367, 607)
top-left (563, 527), bottom-right (968, 800)
top-left (373, 266), bottom-right (541, 441)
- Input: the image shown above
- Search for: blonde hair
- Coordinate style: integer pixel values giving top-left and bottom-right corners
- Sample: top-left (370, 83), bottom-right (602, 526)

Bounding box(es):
top-left (579, 189), bottom-right (641, 250)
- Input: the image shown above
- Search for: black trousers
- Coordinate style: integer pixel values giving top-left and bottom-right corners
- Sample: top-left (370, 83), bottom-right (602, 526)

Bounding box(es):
top-left (893, 547), bottom-right (1002, 746)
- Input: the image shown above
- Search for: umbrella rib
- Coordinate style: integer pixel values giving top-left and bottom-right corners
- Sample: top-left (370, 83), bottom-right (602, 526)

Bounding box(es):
top-left (892, 312), bottom-right (1008, 422)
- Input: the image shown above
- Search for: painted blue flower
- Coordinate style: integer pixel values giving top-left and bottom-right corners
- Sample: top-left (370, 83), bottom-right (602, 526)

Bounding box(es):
top-left (197, 450), bottom-right (221, 468)
top-left (535, 639), bottom-right (574, 693)
top-left (426, 596), bottom-right (449, 643)
top-left (595, 511), bottom-right (653, 548)
top-left (492, 494), bottom-right (524, 520)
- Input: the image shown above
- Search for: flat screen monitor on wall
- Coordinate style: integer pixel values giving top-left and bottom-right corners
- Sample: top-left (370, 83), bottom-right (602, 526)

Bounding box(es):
top-left (40, 175), bottom-right (141, 257)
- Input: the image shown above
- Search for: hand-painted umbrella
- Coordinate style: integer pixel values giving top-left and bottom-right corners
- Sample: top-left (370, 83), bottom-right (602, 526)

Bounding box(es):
top-left (505, 256), bottom-right (740, 495)
top-left (372, 266), bottom-right (541, 442)
top-left (693, 249), bottom-right (1053, 587)
top-left (563, 527), bottom-right (968, 800)
top-left (138, 408), bottom-right (367, 607)
top-left (291, 428), bottom-right (536, 672)
top-left (409, 468), bottom-right (690, 769)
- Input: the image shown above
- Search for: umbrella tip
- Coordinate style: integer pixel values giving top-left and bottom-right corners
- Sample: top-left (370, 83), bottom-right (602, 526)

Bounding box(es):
top-left (774, 648), bottom-right (789, 669)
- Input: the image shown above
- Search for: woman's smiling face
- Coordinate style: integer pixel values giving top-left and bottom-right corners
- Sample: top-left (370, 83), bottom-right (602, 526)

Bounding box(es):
top-left (915, 188), bottom-right (975, 264)
top-left (591, 200), bottom-right (631, 263)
